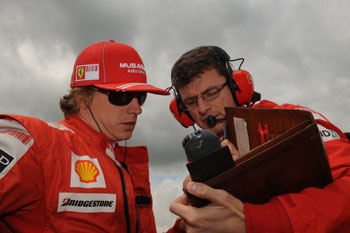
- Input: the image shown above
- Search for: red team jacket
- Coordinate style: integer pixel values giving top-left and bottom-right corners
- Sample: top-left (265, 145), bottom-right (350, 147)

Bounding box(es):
top-left (169, 100), bottom-right (350, 233)
top-left (0, 114), bottom-right (156, 233)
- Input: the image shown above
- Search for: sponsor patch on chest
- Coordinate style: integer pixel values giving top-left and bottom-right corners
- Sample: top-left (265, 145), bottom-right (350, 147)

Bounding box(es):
top-left (58, 192), bottom-right (116, 213)
top-left (70, 152), bottom-right (106, 188)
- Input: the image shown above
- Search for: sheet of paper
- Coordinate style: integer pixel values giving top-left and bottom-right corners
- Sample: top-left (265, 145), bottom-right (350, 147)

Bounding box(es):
top-left (233, 117), bottom-right (250, 156)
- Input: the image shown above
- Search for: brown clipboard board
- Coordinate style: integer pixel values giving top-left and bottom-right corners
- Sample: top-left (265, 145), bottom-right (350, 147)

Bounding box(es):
top-left (187, 107), bottom-right (333, 206)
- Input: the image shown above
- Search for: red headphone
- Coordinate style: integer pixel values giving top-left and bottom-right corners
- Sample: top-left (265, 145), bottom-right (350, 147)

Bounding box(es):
top-left (233, 69), bottom-right (256, 106)
top-left (169, 98), bottom-right (194, 128)
top-left (169, 47), bottom-right (261, 128)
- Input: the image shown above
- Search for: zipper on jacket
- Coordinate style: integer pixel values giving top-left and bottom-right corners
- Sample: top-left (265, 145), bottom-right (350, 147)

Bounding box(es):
top-left (116, 165), bottom-right (131, 233)
top-left (121, 161), bottom-right (140, 233)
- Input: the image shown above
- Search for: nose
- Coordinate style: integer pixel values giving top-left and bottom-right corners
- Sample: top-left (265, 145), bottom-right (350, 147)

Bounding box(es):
top-left (197, 97), bottom-right (210, 115)
top-left (128, 97), bottom-right (143, 115)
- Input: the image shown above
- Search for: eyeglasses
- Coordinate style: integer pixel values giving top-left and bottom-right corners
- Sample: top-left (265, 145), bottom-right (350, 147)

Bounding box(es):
top-left (182, 81), bottom-right (228, 110)
top-left (95, 88), bottom-right (147, 106)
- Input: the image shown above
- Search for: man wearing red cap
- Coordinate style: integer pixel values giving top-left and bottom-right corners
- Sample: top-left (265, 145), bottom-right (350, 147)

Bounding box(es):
top-left (0, 40), bottom-right (169, 232)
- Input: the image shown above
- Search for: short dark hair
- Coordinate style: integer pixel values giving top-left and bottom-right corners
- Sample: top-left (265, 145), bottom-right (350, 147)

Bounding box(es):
top-left (171, 46), bottom-right (228, 90)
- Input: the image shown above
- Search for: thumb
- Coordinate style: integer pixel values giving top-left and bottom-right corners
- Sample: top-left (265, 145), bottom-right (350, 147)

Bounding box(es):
top-left (185, 181), bottom-right (217, 202)
top-left (186, 181), bottom-right (245, 219)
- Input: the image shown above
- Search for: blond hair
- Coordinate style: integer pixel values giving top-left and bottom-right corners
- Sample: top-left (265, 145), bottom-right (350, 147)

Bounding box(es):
top-left (59, 86), bottom-right (95, 117)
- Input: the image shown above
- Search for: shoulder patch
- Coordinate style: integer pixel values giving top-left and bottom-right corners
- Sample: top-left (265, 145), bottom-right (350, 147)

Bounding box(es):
top-left (0, 149), bottom-right (15, 174)
top-left (318, 125), bottom-right (340, 142)
top-left (0, 119), bottom-right (34, 179)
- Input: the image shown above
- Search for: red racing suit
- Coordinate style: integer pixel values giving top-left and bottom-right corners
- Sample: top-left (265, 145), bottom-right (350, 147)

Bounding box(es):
top-left (168, 100), bottom-right (350, 233)
top-left (0, 114), bottom-right (156, 233)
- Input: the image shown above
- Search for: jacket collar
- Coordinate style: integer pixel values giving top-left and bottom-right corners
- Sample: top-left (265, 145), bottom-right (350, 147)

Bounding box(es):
top-left (63, 114), bottom-right (113, 150)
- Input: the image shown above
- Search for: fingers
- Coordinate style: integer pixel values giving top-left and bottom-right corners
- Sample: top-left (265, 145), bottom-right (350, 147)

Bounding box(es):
top-left (169, 193), bottom-right (194, 220)
top-left (185, 181), bottom-right (245, 219)
top-left (169, 192), bottom-right (191, 210)
top-left (170, 181), bottom-right (246, 233)
top-left (221, 139), bottom-right (240, 160)
top-left (182, 175), bottom-right (191, 190)
top-left (185, 181), bottom-right (221, 203)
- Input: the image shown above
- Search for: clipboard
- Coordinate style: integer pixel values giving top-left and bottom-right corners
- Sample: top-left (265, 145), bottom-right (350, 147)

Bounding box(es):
top-left (187, 107), bottom-right (333, 206)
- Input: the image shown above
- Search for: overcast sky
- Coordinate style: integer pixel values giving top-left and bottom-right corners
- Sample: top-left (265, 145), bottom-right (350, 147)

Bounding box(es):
top-left (1, 0), bottom-right (349, 232)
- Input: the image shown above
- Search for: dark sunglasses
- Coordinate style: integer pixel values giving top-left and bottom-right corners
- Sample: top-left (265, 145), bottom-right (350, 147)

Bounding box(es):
top-left (95, 88), bottom-right (147, 106)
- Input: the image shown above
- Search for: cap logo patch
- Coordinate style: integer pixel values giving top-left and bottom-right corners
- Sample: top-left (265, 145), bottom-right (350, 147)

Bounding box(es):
top-left (120, 63), bottom-right (145, 75)
top-left (77, 67), bottom-right (85, 79)
top-left (75, 64), bottom-right (99, 81)
top-left (75, 160), bottom-right (99, 183)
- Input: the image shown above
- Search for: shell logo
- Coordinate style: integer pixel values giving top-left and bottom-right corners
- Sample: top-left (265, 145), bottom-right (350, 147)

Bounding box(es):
top-left (75, 160), bottom-right (100, 183)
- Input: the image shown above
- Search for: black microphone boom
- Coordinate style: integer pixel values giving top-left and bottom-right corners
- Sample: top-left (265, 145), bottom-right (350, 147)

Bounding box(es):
top-left (206, 115), bottom-right (227, 128)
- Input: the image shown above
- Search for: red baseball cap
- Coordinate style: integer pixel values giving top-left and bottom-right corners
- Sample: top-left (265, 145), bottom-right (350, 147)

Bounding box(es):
top-left (70, 40), bottom-right (169, 95)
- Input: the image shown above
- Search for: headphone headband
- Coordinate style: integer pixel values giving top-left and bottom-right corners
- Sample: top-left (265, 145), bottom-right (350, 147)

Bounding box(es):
top-left (210, 46), bottom-right (242, 106)
top-left (210, 46), bottom-right (231, 61)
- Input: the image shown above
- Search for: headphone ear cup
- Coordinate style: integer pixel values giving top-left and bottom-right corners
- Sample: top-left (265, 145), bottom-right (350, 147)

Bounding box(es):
top-left (169, 98), bottom-right (195, 128)
top-left (232, 69), bottom-right (255, 106)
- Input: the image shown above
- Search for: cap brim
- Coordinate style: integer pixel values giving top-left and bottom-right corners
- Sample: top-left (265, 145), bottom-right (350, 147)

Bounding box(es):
top-left (94, 83), bottom-right (170, 95)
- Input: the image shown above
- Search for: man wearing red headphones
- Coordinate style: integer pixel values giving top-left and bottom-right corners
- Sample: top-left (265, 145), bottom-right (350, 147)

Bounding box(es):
top-left (167, 46), bottom-right (350, 233)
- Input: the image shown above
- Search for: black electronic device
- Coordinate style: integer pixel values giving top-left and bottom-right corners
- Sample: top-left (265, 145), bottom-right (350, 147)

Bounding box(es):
top-left (182, 129), bottom-right (235, 207)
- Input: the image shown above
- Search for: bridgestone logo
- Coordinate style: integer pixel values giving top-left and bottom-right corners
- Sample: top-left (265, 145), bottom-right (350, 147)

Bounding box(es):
top-left (58, 193), bottom-right (116, 213)
top-left (61, 199), bottom-right (114, 207)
